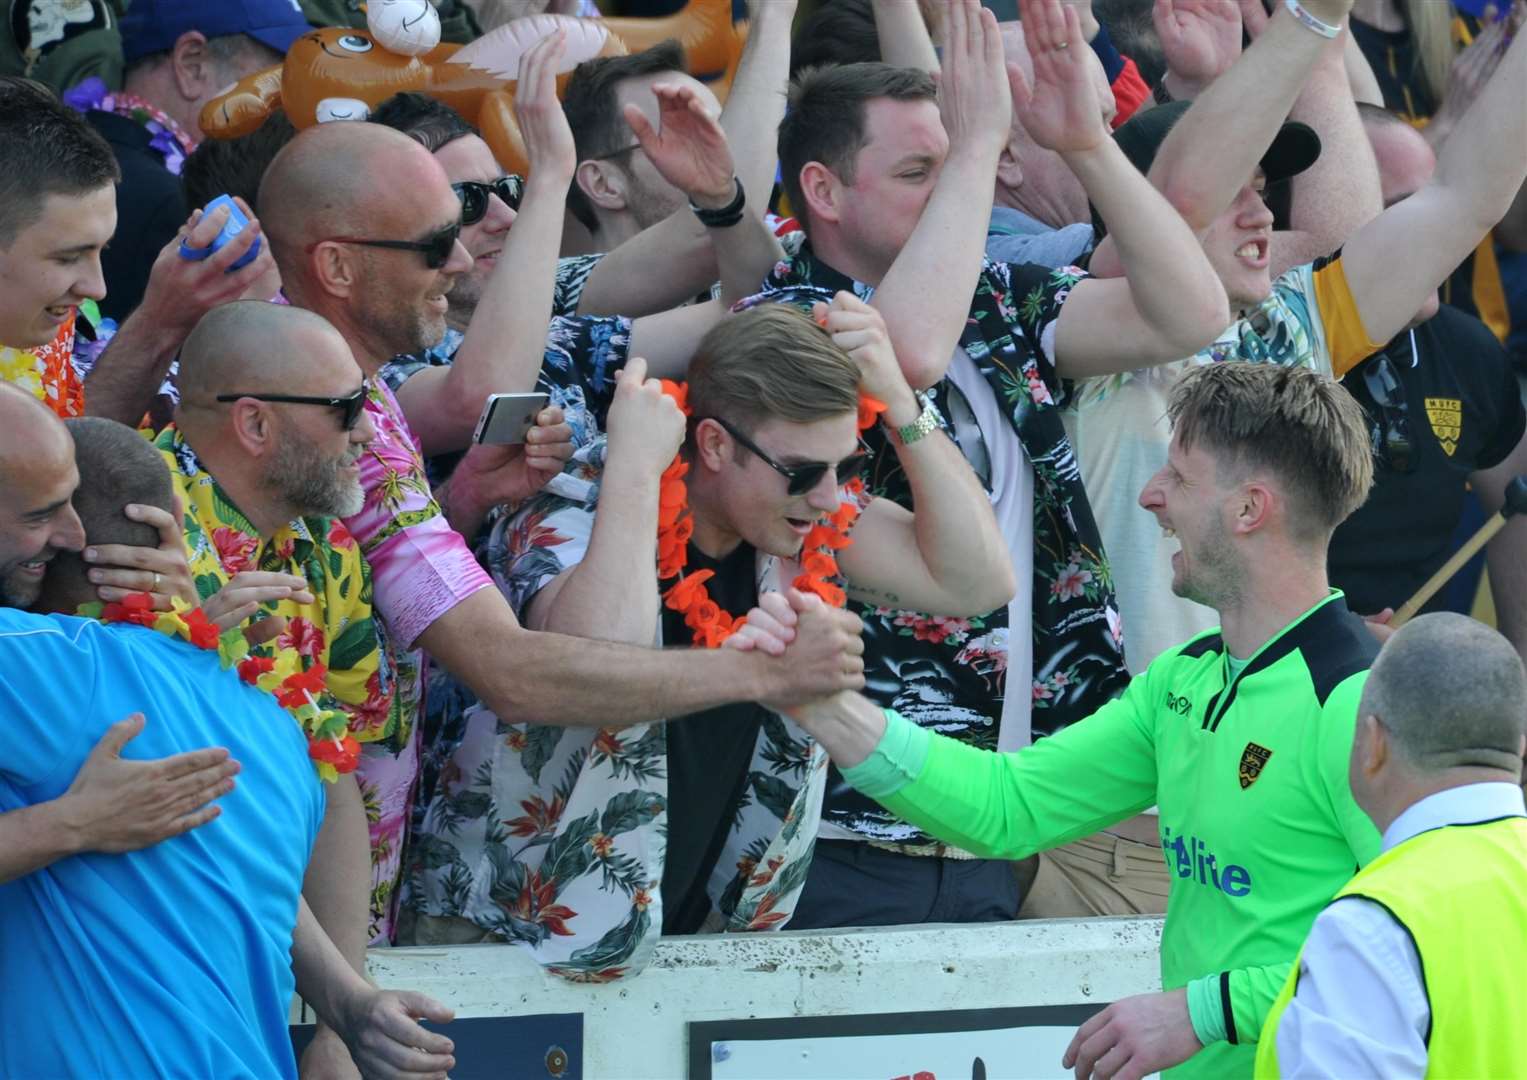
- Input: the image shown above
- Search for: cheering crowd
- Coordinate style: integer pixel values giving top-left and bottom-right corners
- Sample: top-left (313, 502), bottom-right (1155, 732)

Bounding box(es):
top-left (1, 0), bottom-right (1525, 1076)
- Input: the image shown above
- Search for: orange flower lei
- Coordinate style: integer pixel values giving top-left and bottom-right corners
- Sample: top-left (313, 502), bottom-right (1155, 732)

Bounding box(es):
top-left (655, 381), bottom-right (885, 648)
top-left (81, 592), bottom-right (361, 780)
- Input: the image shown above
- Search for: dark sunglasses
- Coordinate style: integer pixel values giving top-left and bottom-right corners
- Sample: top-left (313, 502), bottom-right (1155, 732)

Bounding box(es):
top-left (306, 220), bottom-right (461, 269)
top-left (453, 175), bottom-right (524, 226)
top-left (1362, 353), bottom-right (1413, 474)
top-left (215, 383), bottom-right (369, 431)
top-left (710, 416), bottom-right (870, 496)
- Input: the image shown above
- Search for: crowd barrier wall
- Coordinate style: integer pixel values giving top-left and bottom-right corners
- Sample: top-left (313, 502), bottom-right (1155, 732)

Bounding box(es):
top-left (296, 915), bottom-right (1165, 1079)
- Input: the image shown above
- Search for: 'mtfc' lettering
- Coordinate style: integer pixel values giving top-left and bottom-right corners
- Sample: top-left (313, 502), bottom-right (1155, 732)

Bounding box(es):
top-left (1159, 827), bottom-right (1252, 897)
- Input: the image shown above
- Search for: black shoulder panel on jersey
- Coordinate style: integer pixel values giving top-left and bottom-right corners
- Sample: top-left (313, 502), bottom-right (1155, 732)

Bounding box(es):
top-left (1178, 632), bottom-right (1224, 660)
top-left (1296, 595), bottom-right (1380, 705)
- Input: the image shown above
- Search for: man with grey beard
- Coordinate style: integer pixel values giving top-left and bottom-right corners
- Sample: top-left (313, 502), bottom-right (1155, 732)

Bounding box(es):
top-left (155, 299), bottom-right (392, 1071)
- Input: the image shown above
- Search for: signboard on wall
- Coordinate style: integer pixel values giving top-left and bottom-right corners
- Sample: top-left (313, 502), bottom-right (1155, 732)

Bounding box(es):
top-left (293, 1012), bottom-right (583, 1079)
top-left (689, 1003), bottom-right (1109, 1080)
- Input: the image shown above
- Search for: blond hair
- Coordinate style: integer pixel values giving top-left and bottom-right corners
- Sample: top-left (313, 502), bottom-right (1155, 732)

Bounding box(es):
top-left (1167, 363), bottom-right (1373, 540)
top-left (687, 304), bottom-right (861, 432)
top-left (1404, 0), bottom-right (1457, 111)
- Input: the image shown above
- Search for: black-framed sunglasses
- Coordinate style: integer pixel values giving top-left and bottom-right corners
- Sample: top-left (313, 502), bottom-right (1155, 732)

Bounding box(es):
top-left (709, 416), bottom-right (870, 496)
top-left (305, 220), bottom-right (461, 269)
top-left (215, 383), bottom-right (370, 432)
top-left (1362, 352), bottom-right (1413, 474)
top-left (453, 175), bottom-right (524, 226)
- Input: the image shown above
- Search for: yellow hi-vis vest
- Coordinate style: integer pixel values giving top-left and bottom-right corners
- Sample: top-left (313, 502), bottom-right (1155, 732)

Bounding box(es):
top-left (1255, 816), bottom-right (1527, 1078)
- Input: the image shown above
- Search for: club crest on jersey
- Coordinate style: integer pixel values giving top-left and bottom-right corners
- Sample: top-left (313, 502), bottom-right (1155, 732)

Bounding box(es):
top-left (1239, 742), bottom-right (1273, 789)
top-left (1425, 397), bottom-right (1462, 456)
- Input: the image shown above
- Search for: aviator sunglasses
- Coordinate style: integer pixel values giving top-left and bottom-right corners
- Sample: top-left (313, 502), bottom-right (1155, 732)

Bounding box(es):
top-left (215, 383), bottom-right (369, 432)
top-left (710, 416), bottom-right (870, 496)
top-left (306, 220), bottom-right (462, 270)
top-left (452, 175), bottom-right (524, 226)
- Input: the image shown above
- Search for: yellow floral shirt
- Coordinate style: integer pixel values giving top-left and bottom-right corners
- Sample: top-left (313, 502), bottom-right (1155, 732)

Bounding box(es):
top-left (157, 427), bottom-right (403, 748)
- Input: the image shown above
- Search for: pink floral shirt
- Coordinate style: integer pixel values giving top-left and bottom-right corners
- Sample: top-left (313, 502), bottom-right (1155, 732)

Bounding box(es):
top-left (345, 381), bottom-right (492, 651)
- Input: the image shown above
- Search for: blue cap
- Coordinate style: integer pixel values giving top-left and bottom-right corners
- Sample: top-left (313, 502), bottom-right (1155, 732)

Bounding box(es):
top-left (120, 0), bottom-right (314, 65)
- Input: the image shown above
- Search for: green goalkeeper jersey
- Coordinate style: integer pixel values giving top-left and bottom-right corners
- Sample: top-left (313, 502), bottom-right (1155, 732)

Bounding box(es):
top-left (843, 592), bottom-right (1382, 1077)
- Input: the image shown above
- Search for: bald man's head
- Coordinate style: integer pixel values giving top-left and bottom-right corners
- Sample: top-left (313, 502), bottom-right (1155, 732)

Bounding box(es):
top-left (258, 122), bottom-right (469, 366)
top-left (0, 382), bottom-right (85, 607)
top-left (260, 123), bottom-right (450, 283)
top-left (174, 300), bottom-right (372, 528)
top-left (1361, 613), bottom-right (1527, 777)
top-left (177, 300), bottom-right (355, 406)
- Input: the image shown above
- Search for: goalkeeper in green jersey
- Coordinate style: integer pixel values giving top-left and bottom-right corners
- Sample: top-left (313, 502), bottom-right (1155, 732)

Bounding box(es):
top-left (737, 363), bottom-right (1382, 1078)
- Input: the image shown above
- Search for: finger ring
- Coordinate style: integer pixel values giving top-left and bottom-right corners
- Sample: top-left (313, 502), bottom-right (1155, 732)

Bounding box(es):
top-left (152, 572), bottom-right (162, 592)
top-left (1055, 40), bottom-right (1070, 49)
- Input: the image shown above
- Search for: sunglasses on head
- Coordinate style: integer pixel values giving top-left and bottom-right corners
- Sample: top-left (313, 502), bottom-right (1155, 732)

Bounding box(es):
top-left (453, 175), bottom-right (524, 226)
top-left (1362, 352), bottom-right (1413, 474)
top-left (216, 382), bottom-right (370, 432)
top-left (710, 416), bottom-right (870, 496)
top-left (306, 220), bottom-right (462, 269)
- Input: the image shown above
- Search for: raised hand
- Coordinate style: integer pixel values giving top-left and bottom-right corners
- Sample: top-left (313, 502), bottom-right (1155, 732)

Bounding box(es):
top-left (1014, 0), bottom-right (1110, 155)
top-left (83, 499), bottom-right (197, 608)
top-left (623, 82), bottom-right (737, 209)
top-left (938, 0), bottom-right (1018, 160)
top-left (512, 29), bottom-right (576, 181)
top-left (139, 197), bottom-right (276, 339)
top-left (1155, 0), bottom-right (1244, 87)
top-left (63, 714), bottom-right (240, 853)
top-left (814, 292), bottom-right (920, 424)
top-left (606, 357), bottom-right (688, 479)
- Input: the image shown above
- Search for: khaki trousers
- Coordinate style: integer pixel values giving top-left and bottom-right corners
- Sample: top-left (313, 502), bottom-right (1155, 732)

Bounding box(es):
top-left (1016, 830), bottom-right (1171, 919)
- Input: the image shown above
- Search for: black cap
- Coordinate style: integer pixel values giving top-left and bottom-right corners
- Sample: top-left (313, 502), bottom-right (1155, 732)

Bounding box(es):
top-left (1092, 99), bottom-right (1322, 237)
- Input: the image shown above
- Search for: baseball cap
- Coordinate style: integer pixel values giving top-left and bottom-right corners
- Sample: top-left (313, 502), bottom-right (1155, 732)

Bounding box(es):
top-left (1093, 99), bottom-right (1321, 237)
top-left (121, 0), bottom-right (315, 65)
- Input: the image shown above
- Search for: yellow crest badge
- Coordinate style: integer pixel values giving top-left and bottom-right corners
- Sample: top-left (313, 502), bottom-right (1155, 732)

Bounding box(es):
top-left (1239, 743), bottom-right (1273, 790)
top-left (1425, 397), bottom-right (1462, 456)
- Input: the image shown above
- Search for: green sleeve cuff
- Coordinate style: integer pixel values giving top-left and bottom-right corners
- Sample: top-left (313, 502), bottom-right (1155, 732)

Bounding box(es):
top-left (1186, 973), bottom-right (1228, 1047)
top-left (839, 709), bottom-right (931, 799)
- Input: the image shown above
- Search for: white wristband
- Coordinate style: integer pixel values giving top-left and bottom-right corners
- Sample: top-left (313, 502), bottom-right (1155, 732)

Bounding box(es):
top-left (1284, 0), bottom-right (1340, 38)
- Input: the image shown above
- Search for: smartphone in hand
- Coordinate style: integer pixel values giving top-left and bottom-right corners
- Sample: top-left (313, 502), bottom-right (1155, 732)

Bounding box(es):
top-left (473, 392), bottom-right (551, 446)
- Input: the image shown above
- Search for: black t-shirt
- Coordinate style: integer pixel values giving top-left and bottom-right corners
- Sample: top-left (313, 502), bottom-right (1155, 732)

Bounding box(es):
top-left (659, 541), bottom-right (766, 934)
top-left (85, 110), bottom-right (188, 324)
top-left (1329, 304), bottom-right (1525, 614)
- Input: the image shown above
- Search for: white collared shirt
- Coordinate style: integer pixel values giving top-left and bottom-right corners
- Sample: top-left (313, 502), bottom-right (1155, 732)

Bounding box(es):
top-left (1275, 782), bottom-right (1527, 1077)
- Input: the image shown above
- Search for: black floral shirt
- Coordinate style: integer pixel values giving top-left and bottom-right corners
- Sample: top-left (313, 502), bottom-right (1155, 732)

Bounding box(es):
top-left (744, 245), bottom-right (1130, 843)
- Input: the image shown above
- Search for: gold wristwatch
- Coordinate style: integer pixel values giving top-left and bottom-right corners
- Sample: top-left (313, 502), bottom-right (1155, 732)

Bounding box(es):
top-left (894, 391), bottom-right (941, 445)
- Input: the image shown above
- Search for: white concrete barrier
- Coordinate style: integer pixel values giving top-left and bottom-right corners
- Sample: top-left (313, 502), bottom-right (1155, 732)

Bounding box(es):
top-left (345, 916), bottom-right (1165, 1078)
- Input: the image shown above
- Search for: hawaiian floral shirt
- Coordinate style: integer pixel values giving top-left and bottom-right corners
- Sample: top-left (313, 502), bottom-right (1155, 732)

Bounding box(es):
top-left (63, 77), bottom-right (197, 174)
top-left (337, 379), bottom-right (495, 941)
top-left (743, 244), bottom-right (1130, 844)
top-left (159, 425), bottom-right (414, 939)
top-left (0, 312), bottom-right (84, 418)
top-left (406, 434), bottom-right (864, 980)
top-left (157, 427), bottom-right (401, 746)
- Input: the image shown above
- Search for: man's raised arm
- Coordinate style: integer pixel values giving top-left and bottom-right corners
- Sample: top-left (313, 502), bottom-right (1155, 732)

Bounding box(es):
top-left (1340, 17), bottom-right (1527, 346)
top-left (398, 31), bottom-right (573, 458)
top-left (868, 0), bottom-right (1018, 390)
top-left (1092, 0), bottom-right (1372, 276)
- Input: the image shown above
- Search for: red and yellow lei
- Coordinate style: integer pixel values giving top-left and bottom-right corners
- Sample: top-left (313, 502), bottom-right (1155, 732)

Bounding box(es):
top-left (81, 592), bottom-right (361, 781)
top-left (655, 381), bottom-right (884, 648)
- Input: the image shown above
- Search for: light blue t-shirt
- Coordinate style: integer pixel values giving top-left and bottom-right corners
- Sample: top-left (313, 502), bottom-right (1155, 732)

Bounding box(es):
top-left (0, 611), bottom-right (324, 1079)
